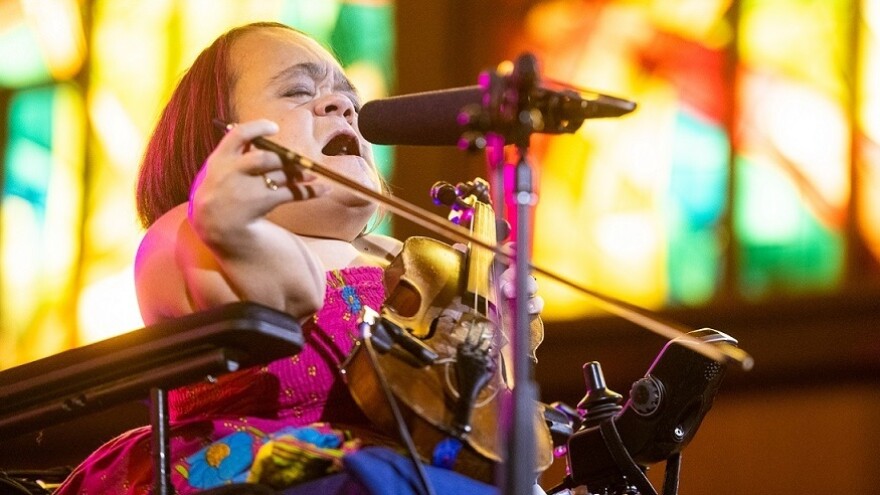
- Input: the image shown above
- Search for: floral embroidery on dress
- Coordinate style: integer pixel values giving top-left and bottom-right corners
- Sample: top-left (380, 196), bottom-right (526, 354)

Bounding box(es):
top-left (342, 285), bottom-right (363, 314)
top-left (329, 270), bottom-right (364, 321)
top-left (177, 430), bottom-right (255, 489)
top-left (247, 424), bottom-right (360, 488)
top-left (174, 424), bottom-right (359, 491)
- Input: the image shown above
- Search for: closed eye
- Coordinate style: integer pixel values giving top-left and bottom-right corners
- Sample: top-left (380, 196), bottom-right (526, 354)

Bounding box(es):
top-left (283, 88), bottom-right (314, 99)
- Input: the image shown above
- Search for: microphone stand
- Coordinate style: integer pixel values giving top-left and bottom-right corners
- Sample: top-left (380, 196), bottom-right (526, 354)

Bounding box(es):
top-left (506, 146), bottom-right (539, 495)
top-left (506, 57), bottom-right (542, 495)
top-left (463, 53), bottom-right (545, 495)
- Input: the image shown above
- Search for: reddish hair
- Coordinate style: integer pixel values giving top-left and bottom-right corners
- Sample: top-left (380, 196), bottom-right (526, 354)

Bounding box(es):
top-left (135, 22), bottom-right (295, 227)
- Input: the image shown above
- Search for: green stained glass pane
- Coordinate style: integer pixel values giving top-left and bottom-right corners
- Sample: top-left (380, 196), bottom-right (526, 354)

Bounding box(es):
top-left (278, 0), bottom-right (341, 44)
top-left (331, 2), bottom-right (395, 83)
top-left (734, 157), bottom-right (844, 299)
top-left (0, 25), bottom-right (51, 88)
top-left (667, 227), bottom-right (723, 305)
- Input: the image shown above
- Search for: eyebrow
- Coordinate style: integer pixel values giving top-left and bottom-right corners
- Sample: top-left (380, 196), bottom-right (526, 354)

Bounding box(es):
top-left (271, 62), bottom-right (358, 96)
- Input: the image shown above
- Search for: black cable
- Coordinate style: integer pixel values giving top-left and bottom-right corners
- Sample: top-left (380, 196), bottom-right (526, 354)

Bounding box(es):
top-left (662, 452), bottom-right (681, 495)
top-left (361, 325), bottom-right (438, 495)
top-left (598, 420), bottom-right (657, 495)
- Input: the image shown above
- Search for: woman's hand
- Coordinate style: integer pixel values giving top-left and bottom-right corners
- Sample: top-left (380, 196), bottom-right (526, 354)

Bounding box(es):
top-left (497, 267), bottom-right (545, 316)
top-left (492, 244), bottom-right (545, 363)
top-left (182, 119), bottom-right (329, 318)
top-left (188, 119), bottom-right (327, 250)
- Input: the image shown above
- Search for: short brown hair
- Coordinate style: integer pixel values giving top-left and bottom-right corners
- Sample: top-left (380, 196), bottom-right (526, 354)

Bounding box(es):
top-left (135, 22), bottom-right (294, 228)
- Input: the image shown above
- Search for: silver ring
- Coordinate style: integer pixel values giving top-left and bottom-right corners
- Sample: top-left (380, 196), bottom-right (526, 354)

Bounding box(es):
top-left (263, 174), bottom-right (279, 191)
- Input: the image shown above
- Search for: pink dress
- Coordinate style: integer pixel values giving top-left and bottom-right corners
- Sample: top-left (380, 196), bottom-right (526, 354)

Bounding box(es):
top-left (55, 266), bottom-right (386, 495)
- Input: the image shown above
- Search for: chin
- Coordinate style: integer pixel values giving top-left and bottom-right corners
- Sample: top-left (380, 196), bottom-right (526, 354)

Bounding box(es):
top-left (319, 156), bottom-right (380, 195)
top-left (336, 191), bottom-right (378, 210)
top-left (271, 196), bottom-right (376, 240)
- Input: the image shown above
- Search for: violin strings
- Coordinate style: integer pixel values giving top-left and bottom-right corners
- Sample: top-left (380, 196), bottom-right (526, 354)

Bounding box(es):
top-left (468, 219), bottom-right (480, 316)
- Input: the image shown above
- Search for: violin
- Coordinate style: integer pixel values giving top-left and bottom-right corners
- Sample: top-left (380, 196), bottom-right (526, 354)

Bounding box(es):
top-left (212, 117), bottom-right (752, 484)
top-left (340, 178), bottom-right (553, 482)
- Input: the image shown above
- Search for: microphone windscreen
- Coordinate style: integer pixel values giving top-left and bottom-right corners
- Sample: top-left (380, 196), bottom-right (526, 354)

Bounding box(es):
top-left (358, 86), bottom-right (482, 146)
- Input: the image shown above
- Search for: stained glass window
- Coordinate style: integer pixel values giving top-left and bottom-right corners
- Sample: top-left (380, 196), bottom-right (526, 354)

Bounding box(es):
top-left (0, 0), bottom-right (396, 366)
top-left (513, 0), bottom-right (877, 320)
top-left (734, 0), bottom-right (851, 299)
top-left (517, 0), bottom-right (734, 318)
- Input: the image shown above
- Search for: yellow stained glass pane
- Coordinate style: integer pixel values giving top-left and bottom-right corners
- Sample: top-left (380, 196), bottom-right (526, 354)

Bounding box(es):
top-left (23, 0), bottom-right (86, 80)
top-left (1, 84), bottom-right (84, 366)
top-left (857, 0), bottom-right (880, 262)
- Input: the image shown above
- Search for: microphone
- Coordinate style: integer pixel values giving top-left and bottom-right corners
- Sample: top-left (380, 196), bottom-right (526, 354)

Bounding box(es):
top-left (358, 85), bottom-right (637, 146)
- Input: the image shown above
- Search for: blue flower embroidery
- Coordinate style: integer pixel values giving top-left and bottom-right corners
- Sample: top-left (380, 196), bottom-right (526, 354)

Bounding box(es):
top-left (273, 426), bottom-right (343, 449)
top-left (185, 431), bottom-right (254, 489)
top-left (341, 285), bottom-right (362, 315)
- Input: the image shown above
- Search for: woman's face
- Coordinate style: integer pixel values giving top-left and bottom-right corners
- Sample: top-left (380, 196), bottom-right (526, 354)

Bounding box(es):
top-left (228, 27), bottom-right (380, 239)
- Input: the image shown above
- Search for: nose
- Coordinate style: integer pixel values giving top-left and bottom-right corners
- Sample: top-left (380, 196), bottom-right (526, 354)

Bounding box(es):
top-left (315, 93), bottom-right (355, 123)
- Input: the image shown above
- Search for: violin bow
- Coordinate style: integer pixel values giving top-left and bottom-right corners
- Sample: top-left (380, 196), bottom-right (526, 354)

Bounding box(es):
top-left (213, 119), bottom-right (753, 371)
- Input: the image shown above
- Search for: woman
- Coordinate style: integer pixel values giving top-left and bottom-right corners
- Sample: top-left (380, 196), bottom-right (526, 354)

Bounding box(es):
top-left (56, 22), bottom-right (543, 495)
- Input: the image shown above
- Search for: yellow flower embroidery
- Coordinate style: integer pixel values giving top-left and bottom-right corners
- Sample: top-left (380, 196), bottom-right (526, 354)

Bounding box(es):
top-left (206, 443), bottom-right (231, 468)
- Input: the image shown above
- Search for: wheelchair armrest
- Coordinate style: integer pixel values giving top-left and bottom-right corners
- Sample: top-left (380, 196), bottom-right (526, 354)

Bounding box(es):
top-left (0, 302), bottom-right (303, 438)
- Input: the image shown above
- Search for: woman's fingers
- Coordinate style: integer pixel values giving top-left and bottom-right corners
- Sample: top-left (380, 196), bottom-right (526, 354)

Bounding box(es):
top-left (498, 266), bottom-right (538, 299)
top-left (496, 266), bottom-right (542, 314)
top-left (216, 119), bottom-right (279, 155)
top-left (527, 295), bottom-right (544, 315)
top-left (259, 167), bottom-right (329, 201)
top-left (220, 121), bottom-right (329, 202)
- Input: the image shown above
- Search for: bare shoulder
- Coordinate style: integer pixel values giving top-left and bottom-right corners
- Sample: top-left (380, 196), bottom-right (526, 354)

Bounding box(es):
top-left (135, 205), bottom-right (189, 273)
top-left (352, 233), bottom-right (403, 265)
top-left (134, 204), bottom-right (195, 323)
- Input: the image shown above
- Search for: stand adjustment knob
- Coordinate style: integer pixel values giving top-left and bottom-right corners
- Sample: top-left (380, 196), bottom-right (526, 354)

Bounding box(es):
top-left (629, 375), bottom-right (664, 417)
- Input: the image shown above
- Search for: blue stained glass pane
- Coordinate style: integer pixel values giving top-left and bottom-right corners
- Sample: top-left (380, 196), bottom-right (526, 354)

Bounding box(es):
top-left (4, 141), bottom-right (52, 220)
top-left (668, 111), bottom-right (730, 228)
top-left (666, 110), bottom-right (729, 304)
top-left (3, 88), bottom-right (56, 220)
top-left (7, 87), bottom-right (54, 148)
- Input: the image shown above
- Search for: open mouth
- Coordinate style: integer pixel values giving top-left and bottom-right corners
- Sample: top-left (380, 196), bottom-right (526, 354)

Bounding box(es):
top-left (321, 132), bottom-right (362, 157)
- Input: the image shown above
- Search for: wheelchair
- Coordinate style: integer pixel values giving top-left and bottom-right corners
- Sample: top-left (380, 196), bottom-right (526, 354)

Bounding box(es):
top-left (0, 302), bottom-right (303, 494)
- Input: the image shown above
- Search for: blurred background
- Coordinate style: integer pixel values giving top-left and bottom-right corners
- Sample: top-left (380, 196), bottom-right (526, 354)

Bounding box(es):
top-left (2, 0), bottom-right (879, 493)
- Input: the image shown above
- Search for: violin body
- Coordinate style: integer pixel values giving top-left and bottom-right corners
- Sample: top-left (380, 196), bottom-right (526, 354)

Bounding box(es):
top-left (341, 234), bottom-right (553, 482)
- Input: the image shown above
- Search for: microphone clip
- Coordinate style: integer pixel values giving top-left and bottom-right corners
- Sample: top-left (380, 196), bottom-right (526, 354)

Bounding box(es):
top-left (458, 52), bottom-right (545, 150)
top-left (457, 53), bottom-right (637, 151)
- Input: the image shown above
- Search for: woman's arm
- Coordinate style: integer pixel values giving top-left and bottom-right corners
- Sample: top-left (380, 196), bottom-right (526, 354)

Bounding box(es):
top-left (135, 121), bottom-right (328, 324)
